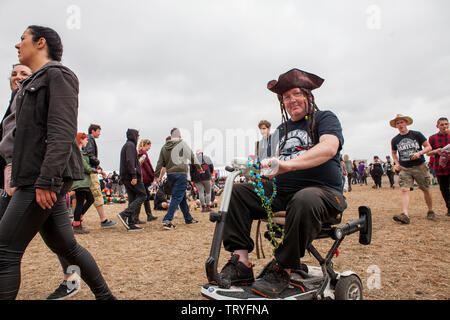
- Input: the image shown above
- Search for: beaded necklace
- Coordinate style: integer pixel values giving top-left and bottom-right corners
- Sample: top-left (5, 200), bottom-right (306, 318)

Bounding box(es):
top-left (247, 157), bottom-right (284, 254)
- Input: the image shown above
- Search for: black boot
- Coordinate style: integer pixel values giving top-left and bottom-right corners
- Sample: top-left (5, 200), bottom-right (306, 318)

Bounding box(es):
top-left (146, 212), bottom-right (158, 221)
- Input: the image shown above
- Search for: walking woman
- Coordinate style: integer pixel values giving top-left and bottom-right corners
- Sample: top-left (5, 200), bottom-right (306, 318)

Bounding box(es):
top-left (0, 26), bottom-right (115, 299)
top-left (371, 156), bottom-right (384, 189)
top-left (71, 133), bottom-right (97, 234)
top-left (138, 139), bottom-right (157, 222)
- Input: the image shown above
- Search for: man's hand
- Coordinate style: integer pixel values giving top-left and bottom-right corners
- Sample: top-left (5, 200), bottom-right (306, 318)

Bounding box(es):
top-left (131, 178), bottom-right (137, 186)
top-left (36, 188), bottom-right (57, 210)
top-left (260, 158), bottom-right (289, 179)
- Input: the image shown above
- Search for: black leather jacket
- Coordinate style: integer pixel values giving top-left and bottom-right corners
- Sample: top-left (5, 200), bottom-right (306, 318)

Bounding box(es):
top-left (10, 61), bottom-right (83, 193)
top-left (84, 134), bottom-right (100, 168)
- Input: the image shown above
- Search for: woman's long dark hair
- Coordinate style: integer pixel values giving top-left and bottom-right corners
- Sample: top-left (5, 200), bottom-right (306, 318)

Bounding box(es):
top-left (27, 25), bottom-right (63, 61)
top-left (278, 88), bottom-right (319, 152)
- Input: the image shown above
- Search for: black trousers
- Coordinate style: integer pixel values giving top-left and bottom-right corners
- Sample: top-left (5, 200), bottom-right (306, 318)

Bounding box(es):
top-left (387, 171), bottom-right (395, 187)
top-left (143, 183), bottom-right (153, 218)
top-left (437, 175), bottom-right (449, 212)
top-left (372, 174), bottom-right (382, 188)
top-left (73, 189), bottom-right (94, 222)
top-left (223, 183), bottom-right (345, 269)
top-left (0, 185), bottom-right (114, 300)
top-left (123, 180), bottom-right (147, 223)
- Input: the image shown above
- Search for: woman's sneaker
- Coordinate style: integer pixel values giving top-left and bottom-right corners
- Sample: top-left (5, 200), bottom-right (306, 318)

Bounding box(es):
top-left (73, 225), bottom-right (89, 234)
top-left (46, 280), bottom-right (80, 300)
top-left (251, 259), bottom-right (290, 298)
top-left (215, 254), bottom-right (255, 288)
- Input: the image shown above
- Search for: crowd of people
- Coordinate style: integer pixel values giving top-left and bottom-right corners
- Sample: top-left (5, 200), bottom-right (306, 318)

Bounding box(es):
top-left (341, 155), bottom-right (399, 190)
top-left (0, 25), bottom-right (447, 300)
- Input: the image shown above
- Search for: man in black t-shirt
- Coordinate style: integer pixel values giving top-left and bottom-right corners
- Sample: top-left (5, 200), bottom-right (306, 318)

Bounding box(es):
top-left (390, 114), bottom-right (434, 224)
top-left (218, 68), bottom-right (347, 298)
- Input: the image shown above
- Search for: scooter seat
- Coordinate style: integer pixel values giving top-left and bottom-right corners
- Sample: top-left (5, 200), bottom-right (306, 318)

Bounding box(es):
top-left (268, 211), bottom-right (342, 239)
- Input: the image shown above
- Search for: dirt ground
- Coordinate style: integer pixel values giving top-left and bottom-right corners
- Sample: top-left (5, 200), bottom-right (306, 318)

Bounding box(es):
top-left (16, 176), bottom-right (449, 300)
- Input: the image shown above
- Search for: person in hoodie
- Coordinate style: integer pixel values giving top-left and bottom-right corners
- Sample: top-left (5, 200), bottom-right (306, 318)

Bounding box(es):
top-left (137, 138), bottom-right (157, 222)
top-left (0, 26), bottom-right (115, 300)
top-left (117, 129), bottom-right (146, 231)
top-left (154, 128), bottom-right (200, 230)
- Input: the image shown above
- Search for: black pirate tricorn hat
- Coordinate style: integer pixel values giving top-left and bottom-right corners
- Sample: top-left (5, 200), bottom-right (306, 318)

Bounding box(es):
top-left (267, 68), bottom-right (324, 95)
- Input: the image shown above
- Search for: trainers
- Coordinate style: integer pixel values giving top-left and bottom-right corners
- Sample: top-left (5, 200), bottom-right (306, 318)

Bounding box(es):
top-left (46, 280), bottom-right (80, 300)
top-left (393, 213), bottom-right (410, 224)
top-left (73, 225), bottom-right (89, 234)
top-left (101, 219), bottom-right (117, 228)
top-left (128, 224), bottom-right (144, 231)
top-left (163, 221), bottom-right (176, 230)
top-left (147, 215), bottom-right (158, 222)
top-left (251, 259), bottom-right (290, 298)
top-left (118, 212), bottom-right (130, 230)
top-left (186, 218), bottom-right (199, 225)
top-left (216, 254), bottom-right (255, 288)
top-left (426, 210), bottom-right (436, 221)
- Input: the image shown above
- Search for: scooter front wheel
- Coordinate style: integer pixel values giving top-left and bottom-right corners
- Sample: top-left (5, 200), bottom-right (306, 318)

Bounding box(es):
top-left (334, 275), bottom-right (363, 300)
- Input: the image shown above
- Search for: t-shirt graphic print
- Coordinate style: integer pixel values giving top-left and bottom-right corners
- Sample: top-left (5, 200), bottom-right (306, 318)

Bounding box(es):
top-left (279, 129), bottom-right (313, 161)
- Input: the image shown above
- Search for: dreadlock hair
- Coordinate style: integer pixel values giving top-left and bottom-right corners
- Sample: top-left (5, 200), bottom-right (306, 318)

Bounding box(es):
top-left (278, 89), bottom-right (320, 151)
top-left (300, 88), bottom-right (320, 145)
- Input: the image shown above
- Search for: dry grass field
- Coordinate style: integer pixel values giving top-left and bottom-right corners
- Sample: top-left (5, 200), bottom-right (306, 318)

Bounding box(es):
top-left (15, 176), bottom-right (449, 300)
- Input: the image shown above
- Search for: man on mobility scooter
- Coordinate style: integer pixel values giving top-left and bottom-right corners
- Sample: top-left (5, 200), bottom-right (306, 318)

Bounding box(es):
top-left (217, 68), bottom-right (352, 298)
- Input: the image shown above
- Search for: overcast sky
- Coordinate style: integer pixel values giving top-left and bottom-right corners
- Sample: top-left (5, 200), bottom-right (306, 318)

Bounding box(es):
top-left (1, 0), bottom-right (449, 171)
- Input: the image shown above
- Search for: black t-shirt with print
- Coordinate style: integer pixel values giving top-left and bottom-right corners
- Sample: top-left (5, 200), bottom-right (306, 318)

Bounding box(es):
top-left (385, 161), bottom-right (394, 173)
top-left (275, 110), bottom-right (344, 193)
top-left (391, 130), bottom-right (426, 168)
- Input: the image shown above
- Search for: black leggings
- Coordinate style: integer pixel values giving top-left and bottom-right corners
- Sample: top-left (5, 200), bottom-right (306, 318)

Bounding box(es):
top-left (143, 183), bottom-right (153, 217)
top-left (0, 185), bottom-right (114, 300)
top-left (74, 189), bottom-right (94, 222)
